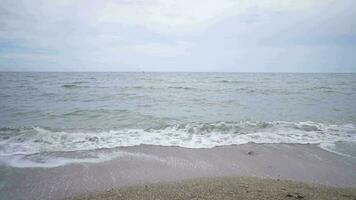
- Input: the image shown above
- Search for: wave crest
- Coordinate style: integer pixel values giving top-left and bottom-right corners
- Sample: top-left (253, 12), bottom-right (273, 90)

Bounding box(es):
top-left (0, 121), bottom-right (355, 167)
top-left (0, 121), bottom-right (354, 156)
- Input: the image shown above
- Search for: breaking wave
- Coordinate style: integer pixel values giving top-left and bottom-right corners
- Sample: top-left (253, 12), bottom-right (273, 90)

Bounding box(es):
top-left (0, 121), bottom-right (355, 167)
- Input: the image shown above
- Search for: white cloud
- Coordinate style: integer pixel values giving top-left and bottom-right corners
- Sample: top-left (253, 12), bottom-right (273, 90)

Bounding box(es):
top-left (0, 0), bottom-right (354, 72)
top-left (97, 0), bottom-right (235, 33)
top-left (121, 40), bottom-right (191, 57)
top-left (96, 0), bottom-right (336, 34)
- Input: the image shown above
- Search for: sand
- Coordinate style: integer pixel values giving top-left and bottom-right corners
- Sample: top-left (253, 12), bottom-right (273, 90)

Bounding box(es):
top-left (73, 176), bottom-right (356, 200)
top-left (1, 144), bottom-right (355, 199)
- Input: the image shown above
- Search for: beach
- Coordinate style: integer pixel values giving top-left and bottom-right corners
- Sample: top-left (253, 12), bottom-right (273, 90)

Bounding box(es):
top-left (74, 177), bottom-right (356, 200)
top-left (1, 143), bottom-right (355, 199)
top-left (1, 0), bottom-right (356, 198)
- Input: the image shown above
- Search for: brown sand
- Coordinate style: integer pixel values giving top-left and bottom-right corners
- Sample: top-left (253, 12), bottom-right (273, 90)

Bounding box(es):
top-left (74, 176), bottom-right (356, 200)
top-left (0, 144), bottom-right (355, 199)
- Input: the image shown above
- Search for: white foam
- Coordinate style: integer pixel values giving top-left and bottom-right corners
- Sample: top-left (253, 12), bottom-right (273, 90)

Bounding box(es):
top-left (0, 152), bottom-right (125, 168)
top-left (0, 121), bottom-right (355, 167)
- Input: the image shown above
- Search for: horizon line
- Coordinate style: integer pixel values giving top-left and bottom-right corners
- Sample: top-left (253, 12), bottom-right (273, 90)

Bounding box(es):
top-left (0, 71), bottom-right (355, 74)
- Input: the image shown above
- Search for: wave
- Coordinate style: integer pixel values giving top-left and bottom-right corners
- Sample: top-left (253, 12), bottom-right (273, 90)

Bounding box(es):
top-left (61, 82), bottom-right (89, 89)
top-left (122, 86), bottom-right (197, 90)
top-left (168, 86), bottom-right (196, 90)
top-left (0, 121), bottom-right (355, 167)
top-left (61, 84), bottom-right (80, 88)
top-left (1, 121), bottom-right (354, 154)
top-left (235, 88), bottom-right (300, 95)
top-left (71, 81), bottom-right (88, 84)
top-left (217, 80), bottom-right (248, 84)
top-left (60, 109), bottom-right (129, 117)
top-left (305, 86), bottom-right (336, 93)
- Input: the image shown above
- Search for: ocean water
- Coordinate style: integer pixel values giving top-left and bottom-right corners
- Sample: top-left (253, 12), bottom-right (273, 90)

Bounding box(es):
top-left (0, 72), bottom-right (355, 167)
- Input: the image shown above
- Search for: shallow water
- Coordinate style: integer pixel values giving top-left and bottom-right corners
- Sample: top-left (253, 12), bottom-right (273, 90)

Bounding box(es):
top-left (0, 72), bottom-right (355, 167)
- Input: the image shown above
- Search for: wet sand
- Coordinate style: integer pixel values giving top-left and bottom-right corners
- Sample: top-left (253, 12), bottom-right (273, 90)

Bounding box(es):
top-left (0, 143), bottom-right (355, 199)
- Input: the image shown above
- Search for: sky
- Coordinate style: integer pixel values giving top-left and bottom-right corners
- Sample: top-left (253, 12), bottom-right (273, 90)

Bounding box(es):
top-left (0, 0), bottom-right (355, 72)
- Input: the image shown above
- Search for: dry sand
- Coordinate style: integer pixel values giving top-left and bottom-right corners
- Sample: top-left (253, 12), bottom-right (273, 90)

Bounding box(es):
top-left (74, 176), bottom-right (356, 200)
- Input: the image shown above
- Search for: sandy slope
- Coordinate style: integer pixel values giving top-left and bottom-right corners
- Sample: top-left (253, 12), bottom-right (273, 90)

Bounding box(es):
top-left (74, 176), bottom-right (356, 200)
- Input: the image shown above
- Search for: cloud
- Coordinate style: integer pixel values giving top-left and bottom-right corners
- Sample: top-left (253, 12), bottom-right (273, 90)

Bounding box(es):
top-left (0, 0), bottom-right (355, 72)
top-left (97, 0), bottom-right (336, 34)
top-left (128, 41), bottom-right (192, 57)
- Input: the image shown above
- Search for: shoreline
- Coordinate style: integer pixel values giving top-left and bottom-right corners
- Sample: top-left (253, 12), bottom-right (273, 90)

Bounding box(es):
top-left (0, 143), bottom-right (355, 199)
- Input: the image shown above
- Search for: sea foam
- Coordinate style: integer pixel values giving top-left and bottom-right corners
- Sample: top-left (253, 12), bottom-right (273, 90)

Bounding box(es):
top-left (0, 121), bottom-right (355, 167)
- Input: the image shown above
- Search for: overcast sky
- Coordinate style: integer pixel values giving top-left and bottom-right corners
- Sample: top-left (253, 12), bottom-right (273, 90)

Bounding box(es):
top-left (0, 0), bottom-right (355, 72)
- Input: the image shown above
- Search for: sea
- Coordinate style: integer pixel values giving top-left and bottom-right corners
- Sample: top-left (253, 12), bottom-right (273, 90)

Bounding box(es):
top-left (0, 72), bottom-right (355, 168)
